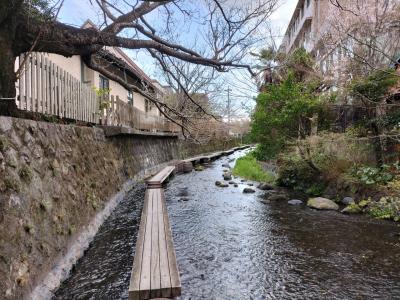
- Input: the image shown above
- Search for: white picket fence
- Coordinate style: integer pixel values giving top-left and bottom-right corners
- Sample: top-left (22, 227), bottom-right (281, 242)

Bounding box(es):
top-left (15, 53), bottom-right (98, 123)
top-left (14, 53), bottom-right (180, 134)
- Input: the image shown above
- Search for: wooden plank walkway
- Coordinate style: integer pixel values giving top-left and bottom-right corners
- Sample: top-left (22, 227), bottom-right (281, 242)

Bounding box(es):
top-left (182, 151), bottom-right (224, 164)
top-left (129, 188), bottom-right (181, 300)
top-left (147, 166), bottom-right (175, 189)
top-left (129, 145), bottom-right (250, 299)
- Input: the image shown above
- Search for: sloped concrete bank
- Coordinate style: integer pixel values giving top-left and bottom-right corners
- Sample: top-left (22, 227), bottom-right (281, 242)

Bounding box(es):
top-left (0, 116), bottom-right (238, 300)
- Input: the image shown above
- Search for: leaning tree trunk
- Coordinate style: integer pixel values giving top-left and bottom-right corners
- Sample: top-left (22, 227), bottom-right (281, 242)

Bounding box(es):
top-left (0, 4), bottom-right (20, 116)
top-left (0, 35), bottom-right (18, 116)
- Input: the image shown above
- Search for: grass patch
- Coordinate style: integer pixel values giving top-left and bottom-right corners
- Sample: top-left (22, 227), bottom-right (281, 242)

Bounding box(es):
top-left (233, 154), bottom-right (275, 183)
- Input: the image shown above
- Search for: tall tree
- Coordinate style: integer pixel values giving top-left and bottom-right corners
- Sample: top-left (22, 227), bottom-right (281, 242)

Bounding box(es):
top-left (0, 0), bottom-right (278, 123)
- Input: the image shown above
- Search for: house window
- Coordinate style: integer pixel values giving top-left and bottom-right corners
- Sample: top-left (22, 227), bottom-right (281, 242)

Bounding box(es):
top-left (128, 90), bottom-right (133, 105)
top-left (99, 75), bottom-right (109, 90)
top-left (145, 99), bottom-right (151, 113)
top-left (99, 75), bottom-right (109, 103)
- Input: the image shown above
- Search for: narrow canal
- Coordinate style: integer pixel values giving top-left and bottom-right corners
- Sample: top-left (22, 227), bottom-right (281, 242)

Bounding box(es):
top-left (54, 150), bottom-right (400, 299)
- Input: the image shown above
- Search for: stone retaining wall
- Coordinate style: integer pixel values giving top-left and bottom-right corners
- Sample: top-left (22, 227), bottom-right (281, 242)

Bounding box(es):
top-left (0, 116), bottom-right (238, 299)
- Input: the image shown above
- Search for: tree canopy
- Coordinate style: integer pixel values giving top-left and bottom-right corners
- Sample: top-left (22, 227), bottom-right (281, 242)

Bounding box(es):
top-left (0, 0), bottom-right (278, 122)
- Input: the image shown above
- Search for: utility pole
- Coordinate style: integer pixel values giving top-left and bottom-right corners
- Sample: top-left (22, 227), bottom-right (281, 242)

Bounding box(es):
top-left (226, 86), bottom-right (231, 124)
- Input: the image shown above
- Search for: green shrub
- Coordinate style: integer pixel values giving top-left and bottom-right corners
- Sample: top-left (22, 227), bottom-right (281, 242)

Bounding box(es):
top-left (276, 151), bottom-right (322, 193)
top-left (305, 183), bottom-right (325, 196)
top-left (352, 164), bottom-right (394, 186)
top-left (367, 197), bottom-right (400, 221)
top-left (233, 154), bottom-right (275, 183)
top-left (250, 72), bottom-right (320, 159)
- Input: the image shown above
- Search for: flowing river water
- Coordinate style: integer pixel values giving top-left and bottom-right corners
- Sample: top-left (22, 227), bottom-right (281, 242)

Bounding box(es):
top-left (54, 150), bottom-right (400, 299)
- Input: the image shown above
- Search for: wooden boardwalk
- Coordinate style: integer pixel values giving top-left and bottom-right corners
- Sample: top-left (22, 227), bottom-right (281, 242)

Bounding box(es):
top-left (129, 188), bottom-right (181, 300)
top-left (182, 145), bottom-right (250, 165)
top-left (129, 145), bottom-right (250, 299)
top-left (147, 166), bottom-right (175, 189)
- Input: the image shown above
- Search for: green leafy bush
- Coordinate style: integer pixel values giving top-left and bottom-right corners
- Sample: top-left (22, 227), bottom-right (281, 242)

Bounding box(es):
top-left (276, 151), bottom-right (322, 193)
top-left (353, 165), bottom-right (394, 185)
top-left (251, 73), bottom-right (320, 159)
top-left (350, 69), bottom-right (398, 103)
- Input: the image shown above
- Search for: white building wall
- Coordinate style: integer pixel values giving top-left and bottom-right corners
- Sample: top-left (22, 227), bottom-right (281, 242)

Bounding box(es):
top-left (133, 92), bottom-right (146, 112)
top-left (47, 54), bottom-right (82, 80)
top-left (109, 80), bottom-right (129, 103)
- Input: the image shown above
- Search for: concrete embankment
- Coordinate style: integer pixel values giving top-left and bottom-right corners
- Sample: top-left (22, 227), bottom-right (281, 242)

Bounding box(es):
top-left (0, 116), bottom-right (238, 299)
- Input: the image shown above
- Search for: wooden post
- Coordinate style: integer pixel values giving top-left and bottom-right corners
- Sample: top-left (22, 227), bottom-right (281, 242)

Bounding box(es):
top-left (44, 57), bottom-right (49, 114)
top-left (35, 53), bottom-right (40, 112)
top-left (18, 54), bottom-right (24, 110)
top-left (40, 54), bottom-right (45, 113)
top-left (31, 53), bottom-right (36, 112)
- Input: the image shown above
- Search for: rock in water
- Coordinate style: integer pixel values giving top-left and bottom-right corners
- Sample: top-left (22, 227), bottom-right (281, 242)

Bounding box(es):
top-left (222, 163), bottom-right (230, 168)
top-left (259, 199), bottom-right (270, 205)
top-left (243, 187), bottom-right (255, 194)
top-left (307, 197), bottom-right (339, 210)
top-left (268, 194), bottom-right (289, 201)
top-left (234, 184), bottom-right (238, 187)
top-left (223, 172), bottom-right (232, 181)
top-left (341, 197), bottom-right (355, 205)
top-left (257, 183), bottom-right (274, 190)
top-left (215, 181), bottom-right (222, 186)
top-left (195, 165), bottom-right (204, 171)
top-left (219, 183), bottom-right (229, 187)
top-left (247, 183), bottom-right (254, 186)
top-left (288, 199), bottom-right (303, 205)
top-left (341, 204), bottom-right (361, 214)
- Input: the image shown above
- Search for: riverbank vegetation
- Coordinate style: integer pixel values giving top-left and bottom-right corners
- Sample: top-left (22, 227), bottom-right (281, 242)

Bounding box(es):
top-left (249, 23), bottom-right (400, 221)
top-left (232, 153), bottom-right (275, 183)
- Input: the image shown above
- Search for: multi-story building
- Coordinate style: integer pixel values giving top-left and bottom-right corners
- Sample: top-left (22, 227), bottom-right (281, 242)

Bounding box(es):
top-left (279, 0), bottom-right (400, 81)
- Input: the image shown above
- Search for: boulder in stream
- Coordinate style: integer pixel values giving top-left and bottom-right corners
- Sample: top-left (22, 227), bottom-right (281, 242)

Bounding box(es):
top-left (223, 172), bottom-right (232, 181)
top-left (216, 180), bottom-right (229, 187)
top-left (341, 197), bottom-right (355, 205)
top-left (268, 194), bottom-right (289, 201)
top-left (243, 187), bottom-right (256, 194)
top-left (288, 199), bottom-right (303, 205)
top-left (257, 183), bottom-right (274, 190)
top-left (307, 197), bottom-right (339, 211)
top-left (341, 204), bottom-right (361, 214)
top-left (195, 165), bottom-right (204, 171)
